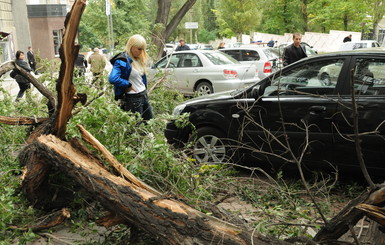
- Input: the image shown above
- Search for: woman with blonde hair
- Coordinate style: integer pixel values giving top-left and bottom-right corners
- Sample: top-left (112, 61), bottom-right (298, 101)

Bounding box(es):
top-left (109, 34), bottom-right (153, 121)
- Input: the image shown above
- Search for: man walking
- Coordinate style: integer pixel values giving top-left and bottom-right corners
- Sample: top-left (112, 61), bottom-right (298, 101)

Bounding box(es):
top-left (175, 39), bottom-right (190, 51)
top-left (27, 46), bottom-right (37, 74)
top-left (87, 48), bottom-right (106, 85)
top-left (283, 32), bottom-right (307, 66)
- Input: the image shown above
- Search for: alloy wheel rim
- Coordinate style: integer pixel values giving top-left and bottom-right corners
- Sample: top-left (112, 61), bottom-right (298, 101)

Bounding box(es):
top-left (193, 135), bottom-right (226, 163)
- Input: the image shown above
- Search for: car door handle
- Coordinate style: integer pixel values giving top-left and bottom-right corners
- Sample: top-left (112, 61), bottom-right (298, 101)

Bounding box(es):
top-left (309, 106), bottom-right (326, 115)
top-left (192, 69), bottom-right (199, 73)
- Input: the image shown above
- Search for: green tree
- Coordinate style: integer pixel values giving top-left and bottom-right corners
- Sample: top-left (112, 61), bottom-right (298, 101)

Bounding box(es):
top-left (201, 0), bottom-right (218, 33)
top-left (259, 0), bottom-right (304, 35)
top-left (368, 0), bottom-right (385, 39)
top-left (214, 0), bottom-right (262, 39)
top-left (79, 0), bottom-right (152, 52)
top-left (308, 0), bottom-right (370, 33)
top-left (151, 0), bottom-right (198, 59)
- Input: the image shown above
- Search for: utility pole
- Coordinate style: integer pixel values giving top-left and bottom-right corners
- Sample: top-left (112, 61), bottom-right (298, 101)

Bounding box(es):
top-left (106, 0), bottom-right (114, 57)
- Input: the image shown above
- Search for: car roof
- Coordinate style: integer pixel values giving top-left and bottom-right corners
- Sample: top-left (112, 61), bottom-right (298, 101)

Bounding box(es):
top-left (173, 50), bottom-right (218, 54)
top-left (295, 48), bottom-right (385, 61)
top-left (221, 46), bottom-right (272, 50)
top-left (345, 40), bottom-right (378, 44)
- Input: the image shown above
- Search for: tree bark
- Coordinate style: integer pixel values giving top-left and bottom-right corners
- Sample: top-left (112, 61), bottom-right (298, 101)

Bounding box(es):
top-left (152, 0), bottom-right (197, 60)
top-left (313, 186), bottom-right (385, 243)
top-left (30, 133), bottom-right (285, 245)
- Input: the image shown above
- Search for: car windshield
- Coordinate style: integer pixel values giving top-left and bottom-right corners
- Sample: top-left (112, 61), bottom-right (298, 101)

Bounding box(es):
top-left (203, 52), bottom-right (239, 65)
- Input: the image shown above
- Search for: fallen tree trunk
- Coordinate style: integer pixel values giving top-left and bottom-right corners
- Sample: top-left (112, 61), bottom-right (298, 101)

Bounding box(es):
top-left (0, 115), bottom-right (47, 125)
top-left (313, 186), bottom-right (385, 243)
top-left (26, 133), bottom-right (285, 245)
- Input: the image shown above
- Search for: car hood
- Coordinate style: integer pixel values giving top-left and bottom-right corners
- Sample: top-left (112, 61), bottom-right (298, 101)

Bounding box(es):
top-left (181, 90), bottom-right (235, 106)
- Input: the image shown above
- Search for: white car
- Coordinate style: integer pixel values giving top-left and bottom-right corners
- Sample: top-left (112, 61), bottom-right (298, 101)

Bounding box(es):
top-left (338, 40), bottom-right (380, 51)
top-left (149, 50), bottom-right (260, 96)
top-left (220, 46), bottom-right (280, 79)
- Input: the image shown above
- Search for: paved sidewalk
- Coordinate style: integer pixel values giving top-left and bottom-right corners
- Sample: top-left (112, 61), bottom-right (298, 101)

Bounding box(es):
top-left (0, 72), bottom-right (45, 101)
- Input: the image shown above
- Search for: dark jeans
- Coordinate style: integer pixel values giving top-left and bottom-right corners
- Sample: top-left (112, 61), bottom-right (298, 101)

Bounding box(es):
top-left (121, 91), bottom-right (153, 121)
top-left (16, 82), bottom-right (31, 101)
top-left (30, 62), bottom-right (37, 74)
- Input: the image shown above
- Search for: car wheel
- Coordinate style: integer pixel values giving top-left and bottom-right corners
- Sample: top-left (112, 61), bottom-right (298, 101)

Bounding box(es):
top-left (195, 82), bottom-right (213, 96)
top-left (191, 127), bottom-right (227, 164)
top-left (320, 73), bottom-right (331, 86)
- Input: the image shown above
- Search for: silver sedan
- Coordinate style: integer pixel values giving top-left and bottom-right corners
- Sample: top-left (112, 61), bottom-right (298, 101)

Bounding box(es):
top-left (149, 50), bottom-right (260, 96)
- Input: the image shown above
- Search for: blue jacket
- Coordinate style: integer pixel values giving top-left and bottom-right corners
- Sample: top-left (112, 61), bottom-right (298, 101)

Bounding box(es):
top-left (109, 52), bottom-right (147, 100)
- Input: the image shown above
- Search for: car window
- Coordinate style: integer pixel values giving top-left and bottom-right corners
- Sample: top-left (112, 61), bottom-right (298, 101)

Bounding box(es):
top-left (181, 54), bottom-right (202, 68)
top-left (264, 48), bottom-right (279, 60)
top-left (204, 52), bottom-right (239, 65)
top-left (157, 54), bottom-right (183, 68)
top-left (221, 50), bottom-right (240, 61)
top-left (241, 50), bottom-right (260, 61)
top-left (264, 58), bottom-right (344, 96)
top-left (353, 43), bottom-right (367, 50)
top-left (354, 58), bottom-right (385, 95)
top-left (305, 47), bottom-right (317, 56)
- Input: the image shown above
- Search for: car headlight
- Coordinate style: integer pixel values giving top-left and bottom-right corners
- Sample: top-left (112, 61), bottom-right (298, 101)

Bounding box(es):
top-left (172, 104), bottom-right (186, 116)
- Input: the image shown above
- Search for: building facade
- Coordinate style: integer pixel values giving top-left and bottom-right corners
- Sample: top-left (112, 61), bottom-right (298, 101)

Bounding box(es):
top-left (26, 0), bottom-right (72, 59)
top-left (0, 0), bottom-right (75, 62)
top-left (0, 0), bottom-right (31, 62)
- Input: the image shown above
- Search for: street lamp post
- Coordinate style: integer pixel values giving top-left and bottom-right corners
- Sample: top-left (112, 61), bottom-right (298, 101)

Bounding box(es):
top-left (106, 0), bottom-right (114, 57)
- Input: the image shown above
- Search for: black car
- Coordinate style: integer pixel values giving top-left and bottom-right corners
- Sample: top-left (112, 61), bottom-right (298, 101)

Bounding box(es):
top-left (165, 49), bottom-right (385, 175)
top-left (165, 50), bottom-right (385, 174)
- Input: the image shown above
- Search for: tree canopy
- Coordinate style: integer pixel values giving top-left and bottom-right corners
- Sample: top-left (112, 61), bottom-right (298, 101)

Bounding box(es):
top-left (78, 0), bottom-right (384, 53)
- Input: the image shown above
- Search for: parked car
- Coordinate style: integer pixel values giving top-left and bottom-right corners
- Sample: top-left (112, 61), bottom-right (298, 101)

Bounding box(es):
top-left (164, 49), bottom-right (385, 175)
top-left (198, 44), bottom-right (214, 50)
top-left (187, 44), bottom-right (199, 50)
top-left (149, 50), bottom-right (260, 96)
top-left (338, 40), bottom-right (380, 51)
top-left (219, 46), bottom-right (280, 79)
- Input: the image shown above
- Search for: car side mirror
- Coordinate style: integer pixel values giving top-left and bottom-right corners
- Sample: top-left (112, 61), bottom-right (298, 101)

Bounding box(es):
top-left (251, 85), bottom-right (262, 98)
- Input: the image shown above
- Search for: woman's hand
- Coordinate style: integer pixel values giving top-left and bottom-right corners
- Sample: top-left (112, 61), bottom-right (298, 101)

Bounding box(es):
top-left (126, 86), bottom-right (137, 93)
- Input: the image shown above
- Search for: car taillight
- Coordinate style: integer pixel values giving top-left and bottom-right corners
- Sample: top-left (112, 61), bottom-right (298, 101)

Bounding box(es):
top-left (263, 61), bottom-right (272, 73)
top-left (223, 69), bottom-right (238, 79)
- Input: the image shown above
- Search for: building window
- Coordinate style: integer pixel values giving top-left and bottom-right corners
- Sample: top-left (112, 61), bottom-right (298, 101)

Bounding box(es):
top-left (53, 29), bottom-right (63, 56)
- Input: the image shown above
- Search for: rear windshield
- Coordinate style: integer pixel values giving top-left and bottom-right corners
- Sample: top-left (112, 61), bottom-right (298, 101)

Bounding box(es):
top-left (203, 52), bottom-right (240, 65)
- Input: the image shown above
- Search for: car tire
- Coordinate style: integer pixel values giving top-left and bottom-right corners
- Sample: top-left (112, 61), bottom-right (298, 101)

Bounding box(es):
top-left (195, 82), bottom-right (213, 96)
top-left (190, 127), bottom-right (227, 164)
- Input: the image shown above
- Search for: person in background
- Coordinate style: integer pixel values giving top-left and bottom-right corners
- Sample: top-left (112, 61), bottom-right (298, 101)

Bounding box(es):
top-left (74, 52), bottom-right (87, 77)
top-left (217, 42), bottom-right (226, 49)
top-left (175, 39), bottom-right (190, 51)
top-left (88, 47), bottom-right (106, 84)
top-left (14, 50), bottom-right (32, 101)
top-left (267, 38), bottom-right (275, 47)
top-left (343, 34), bottom-right (352, 43)
top-left (27, 46), bottom-right (37, 75)
top-left (282, 32), bottom-right (307, 66)
top-left (109, 34), bottom-right (153, 121)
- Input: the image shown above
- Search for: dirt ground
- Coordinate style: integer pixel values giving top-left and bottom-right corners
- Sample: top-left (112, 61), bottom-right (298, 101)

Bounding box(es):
top-left (21, 170), bottom-right (374, 244)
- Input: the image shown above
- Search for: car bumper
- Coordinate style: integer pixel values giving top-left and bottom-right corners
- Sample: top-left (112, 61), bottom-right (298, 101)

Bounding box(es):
top-left (164, 121), bottom-right (190, 147)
